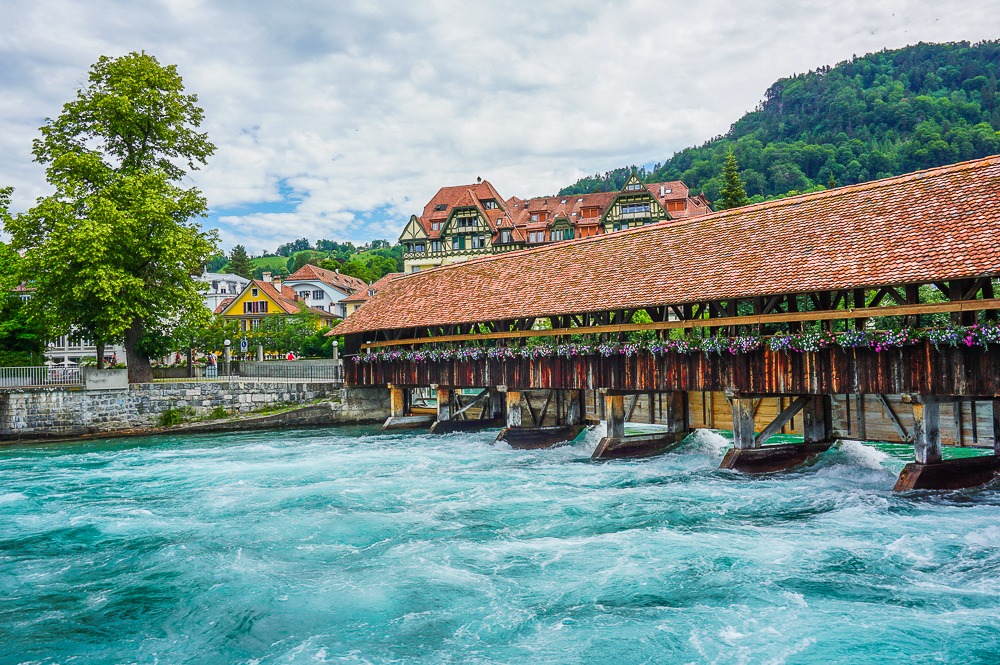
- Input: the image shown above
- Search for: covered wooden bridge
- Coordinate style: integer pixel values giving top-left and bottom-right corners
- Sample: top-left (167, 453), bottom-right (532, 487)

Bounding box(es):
top-left (337, 155), bottom-right (1000, 490)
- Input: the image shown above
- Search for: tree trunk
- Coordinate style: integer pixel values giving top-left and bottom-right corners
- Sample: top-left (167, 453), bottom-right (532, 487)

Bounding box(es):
top-left (187, 347), bottom-right (193, 378)
top-left (124, 318), bottom-right (153, 384)
top-left (96, 341), bottom-right (106, 370)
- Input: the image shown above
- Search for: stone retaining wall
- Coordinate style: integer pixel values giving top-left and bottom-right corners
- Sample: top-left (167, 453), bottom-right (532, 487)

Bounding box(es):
top-left (0, 383), bottom-right (389, 441)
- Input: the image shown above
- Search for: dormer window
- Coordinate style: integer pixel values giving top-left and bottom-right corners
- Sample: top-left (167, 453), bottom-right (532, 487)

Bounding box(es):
top-left (500, 230), bottom-right (512, 243)
top-left (482, 199), bottom-right (499, 210)
top-left (431, 221), bottom-right (442, 231)
top-left (434, 203), bottom-right (447, 212)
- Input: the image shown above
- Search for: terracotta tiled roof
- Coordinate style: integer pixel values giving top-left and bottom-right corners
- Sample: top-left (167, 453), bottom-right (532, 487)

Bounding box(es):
top-left (340, 155), bottom-right (1000, 336)
top-left (286, 264), bottom-right (367, 294)
top-left (341, 272), bottom-right (404, 304)
top-left (417, 180), bottom-right (508, 238)
top-left (214, 297), bottom-right (235, 314)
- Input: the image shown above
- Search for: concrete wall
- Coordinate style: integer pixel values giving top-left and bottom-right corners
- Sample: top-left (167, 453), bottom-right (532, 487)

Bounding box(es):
top-left (0, 382), bottom-right (388, 441)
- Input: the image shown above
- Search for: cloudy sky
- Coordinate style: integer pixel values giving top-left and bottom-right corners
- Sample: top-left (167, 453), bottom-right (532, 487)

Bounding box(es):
top-left (0, 1), bottom-right (994, 255)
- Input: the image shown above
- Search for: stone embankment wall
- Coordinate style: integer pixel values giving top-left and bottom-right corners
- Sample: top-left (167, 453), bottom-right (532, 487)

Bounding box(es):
top-left (0, 383), bottom-right (389, 442)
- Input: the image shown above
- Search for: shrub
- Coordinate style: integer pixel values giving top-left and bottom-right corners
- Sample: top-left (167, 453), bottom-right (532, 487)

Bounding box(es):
top-left (208, 405), bottom-right (229, 420)
top-left (158, 407), bottom-right (194, 427)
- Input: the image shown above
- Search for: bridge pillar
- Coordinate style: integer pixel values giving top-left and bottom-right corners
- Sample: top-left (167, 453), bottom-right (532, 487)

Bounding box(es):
top-left (592, 391), bottom-right (689, 460)
top-left (436, 388), bottom-right (452, 423)
top-left (894, 395), bottom-right (1000, 490)
top-left (382, 385), bottom-right (435, 430)
top-left (721, 394), bottom-right (834, 473)
top-left (496, 389), bottom-right (587, 449)
top-left (429, 387), bottom-right (506, 434)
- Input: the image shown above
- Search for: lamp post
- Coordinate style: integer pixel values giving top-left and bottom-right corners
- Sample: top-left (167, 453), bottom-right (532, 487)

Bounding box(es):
top-left (331, 340), bottom-right (340, 383)
top-left (224, 339), bottom-right (234, 416)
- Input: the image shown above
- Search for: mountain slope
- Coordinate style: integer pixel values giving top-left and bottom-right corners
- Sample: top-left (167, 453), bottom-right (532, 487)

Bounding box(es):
top-left (560, 41), bottom-right (1000, 207)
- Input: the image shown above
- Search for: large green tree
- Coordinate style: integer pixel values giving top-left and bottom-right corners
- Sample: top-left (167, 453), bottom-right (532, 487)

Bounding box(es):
top-left (5, 52), bottom-right (217, 383)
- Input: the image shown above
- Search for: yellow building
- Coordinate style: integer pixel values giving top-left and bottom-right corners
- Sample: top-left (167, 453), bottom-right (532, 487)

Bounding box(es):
top-left (216, 275), bottom-right (337, 331)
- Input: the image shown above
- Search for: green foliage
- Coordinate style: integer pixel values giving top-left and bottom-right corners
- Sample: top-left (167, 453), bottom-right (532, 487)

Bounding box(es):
top-left (227, 244), bottom-right (254, 279)
top-left (559, 41), bottom-right (1000, 203)
top-left (5, 52), bottom-right (217, 383)
top-left (158, 406), bottom-right (195, 427)
top-left (208, 405), bottom-right (229, 420)
top-left (250, 255), bottom-right (289, 271)
top-left (718, 149), bottom-right (751, 209)
top-left (287, 250), bottom-right (322, 274)
top-left (205, 253), bottom-right (227, 272)
top-left (276, 238), bottom-right (312, 257)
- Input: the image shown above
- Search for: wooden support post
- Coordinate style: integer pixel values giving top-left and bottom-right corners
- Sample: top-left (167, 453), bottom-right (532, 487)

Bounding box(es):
top-left (566, 391), bottom-right (583, 426)
top-left (383, 385), bottom-right (434, 430)
top-left (912, 398), bottom-right (942, 464)
top-left (592, 391), bottom-right (689, 460)
top-left (896, 396), bottom-right (1000, 491)
top-left (664, 392), bottom-right (687, 434)
top-left (506, 391), bottom-right (522, 429)
top-left (490, 390), bottom-right (504, 420)
top-left (803, 395), bottom-right (832, 444)
top-left (722, 394), bottom-right (833, 474)
top-left (389, 386), bottom-right (405, 418)
top-left (436, 388), bottom-right (452, 422)
top-left (857, 394), bottom-right (867, 440)
top-left (731, 397), bottom-right (757, 450)
top-left (605, 394), bottom-right (626, 440)
top-left (993, 399), bottom-right (1000, 457)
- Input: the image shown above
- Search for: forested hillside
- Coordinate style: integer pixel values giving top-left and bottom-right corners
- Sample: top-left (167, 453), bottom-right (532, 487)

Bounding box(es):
top-left (560, 41), bottom-right (1000, 207)
top-left (207, 238), bottom-right (403, 284)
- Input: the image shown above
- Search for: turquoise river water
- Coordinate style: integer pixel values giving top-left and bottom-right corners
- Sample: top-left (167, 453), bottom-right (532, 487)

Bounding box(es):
top-left (2, 426), bottom-right (1000, 664)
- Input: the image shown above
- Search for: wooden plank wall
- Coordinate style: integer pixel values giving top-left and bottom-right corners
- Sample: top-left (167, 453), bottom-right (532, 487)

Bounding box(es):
top-left (582, 391), bottom-right (996, 448)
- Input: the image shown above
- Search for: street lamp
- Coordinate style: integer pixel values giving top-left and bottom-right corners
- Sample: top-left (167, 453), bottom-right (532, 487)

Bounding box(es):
top-left (224, 339), bottom-right (234, 416)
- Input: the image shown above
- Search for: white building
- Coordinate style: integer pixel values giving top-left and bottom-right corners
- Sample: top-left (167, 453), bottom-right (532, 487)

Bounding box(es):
top-left (283, 265), bottom-right (367, 319)
top-left (198, 272), bottom-right (251, 312)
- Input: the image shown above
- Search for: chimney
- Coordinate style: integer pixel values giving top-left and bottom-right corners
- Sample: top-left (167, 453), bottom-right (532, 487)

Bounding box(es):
top-left (659, 185), bottom-right (665, 197)
top-left (273, 275), bottom-right (282, 291)
top-left (262, 271), bottom-right (272, 283)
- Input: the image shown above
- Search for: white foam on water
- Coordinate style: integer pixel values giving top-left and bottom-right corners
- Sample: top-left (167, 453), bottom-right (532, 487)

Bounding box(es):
top-left (837, 440), bottom-right (890, 470)
top-left (0, 492), bottom-right (27, 504)
top-left (685, 428), bottom-right (732, 456)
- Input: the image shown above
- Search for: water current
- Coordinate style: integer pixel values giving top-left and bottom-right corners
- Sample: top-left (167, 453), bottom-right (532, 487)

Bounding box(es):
top-left (2, 426), bottom-right (1000, 664)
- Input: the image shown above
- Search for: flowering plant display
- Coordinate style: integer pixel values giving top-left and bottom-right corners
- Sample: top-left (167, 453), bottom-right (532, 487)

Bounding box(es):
top-left (354, 322), bottom-right (1000, 363)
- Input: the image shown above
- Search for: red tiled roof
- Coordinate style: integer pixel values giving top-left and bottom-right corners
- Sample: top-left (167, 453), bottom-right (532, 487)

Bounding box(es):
top-left (340, 155), bottom-right (1000, 336)
top-left (214, 297), bottom-right (235, 314)
top-left (341, 272), bottom-right (404, 304)
top-left (286, 264), bottom-right (367, 293)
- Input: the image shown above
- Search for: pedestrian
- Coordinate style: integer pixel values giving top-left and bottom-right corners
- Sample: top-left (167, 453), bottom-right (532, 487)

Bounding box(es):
top-left (286, 351), bottom-right (296, 361)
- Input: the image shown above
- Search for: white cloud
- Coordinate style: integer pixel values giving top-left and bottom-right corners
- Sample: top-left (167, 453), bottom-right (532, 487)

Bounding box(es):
top-left (0, 0), bottom-right (995, 253)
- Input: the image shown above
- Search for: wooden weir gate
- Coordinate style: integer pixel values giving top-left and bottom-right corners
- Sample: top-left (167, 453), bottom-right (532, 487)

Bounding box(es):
top-left (336, 156), bottom-right (1000, 491)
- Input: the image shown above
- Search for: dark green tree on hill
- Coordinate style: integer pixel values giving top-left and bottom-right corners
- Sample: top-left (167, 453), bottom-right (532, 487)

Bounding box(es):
top-left (718, 150), bottom-right (750, 209)
top-left (227, 244), bottom-right (254, 279)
